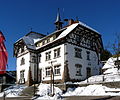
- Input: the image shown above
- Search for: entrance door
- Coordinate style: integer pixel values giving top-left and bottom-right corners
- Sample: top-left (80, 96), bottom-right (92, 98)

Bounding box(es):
top-left (86, 67), bottom-right (91, 78)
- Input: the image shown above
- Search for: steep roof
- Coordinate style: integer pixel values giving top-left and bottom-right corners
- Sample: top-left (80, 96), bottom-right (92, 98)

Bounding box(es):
top-left (14, 31), bottom-right (46, 57)
top-left (36, 21), bottom-right (101, 50)
top-left (14, 31), bottom-right (45, 50)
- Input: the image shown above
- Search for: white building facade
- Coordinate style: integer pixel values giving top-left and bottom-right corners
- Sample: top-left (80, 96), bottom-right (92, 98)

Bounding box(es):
top-left (14, 18), bottom-right (103, 85)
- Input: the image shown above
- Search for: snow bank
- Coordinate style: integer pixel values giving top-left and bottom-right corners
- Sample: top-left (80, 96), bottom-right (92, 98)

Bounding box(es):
top-left (37, 83), bottom-right (62, 96)
top-left (3, 85), bottom-right (27, 97)
top-left (63, 84), bottom-right (120, 96)
top-left (35, 83), bottom-right (63, 100)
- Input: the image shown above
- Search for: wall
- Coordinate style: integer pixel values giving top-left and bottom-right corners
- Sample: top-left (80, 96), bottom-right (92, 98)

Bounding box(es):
top-left (39, 44), bottom-right (65, 82)
top-left (66, 43), bottom-right (100, 81)
top-left (16, 52), bottom-right (30, 83)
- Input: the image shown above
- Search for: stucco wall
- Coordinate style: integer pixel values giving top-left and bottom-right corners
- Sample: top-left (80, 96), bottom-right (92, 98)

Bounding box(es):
top-left (66, 43), bottom-right (100, 81)
top-left (16, 52), bottom-right (30, 83)
top-left (39, 44), bottom-right (65, 82)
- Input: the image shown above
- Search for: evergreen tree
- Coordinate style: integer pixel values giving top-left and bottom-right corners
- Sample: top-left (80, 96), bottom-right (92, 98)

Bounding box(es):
top-left (101, 49), bottom-right (112, 61)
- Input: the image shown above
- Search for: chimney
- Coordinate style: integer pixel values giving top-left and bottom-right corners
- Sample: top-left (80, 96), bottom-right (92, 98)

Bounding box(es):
top-left (68, 19), bottom-right (74, 25)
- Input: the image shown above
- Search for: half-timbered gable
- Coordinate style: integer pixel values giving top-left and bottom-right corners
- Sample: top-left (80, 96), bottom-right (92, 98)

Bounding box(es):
top-left (66, 24), bottom-right (103, 54)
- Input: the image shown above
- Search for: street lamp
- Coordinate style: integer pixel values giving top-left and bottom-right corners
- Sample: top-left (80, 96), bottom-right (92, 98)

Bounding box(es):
top-left (49, 60), bottom-right (56, 96)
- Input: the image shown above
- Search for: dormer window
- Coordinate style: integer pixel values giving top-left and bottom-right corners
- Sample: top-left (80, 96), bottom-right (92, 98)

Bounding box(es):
top-left (21, 57), bottom-right (25, 65)
top-left (21, 45), bottom-right (24, 53)
top-left (47, 38), bottom-right (50, 43)
top-left (42, 41), bottom-right (45, 45)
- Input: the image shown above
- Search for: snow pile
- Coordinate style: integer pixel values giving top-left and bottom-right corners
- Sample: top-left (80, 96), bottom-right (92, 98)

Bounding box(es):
top-left (63, 84), bottom-right (120, 96)
top-left (86, 75), bottom-right (104, 83)
top-left (102, 57), bottom-right (120, 75)
top-left (35, 83), bottom-right (63, 100)
top-left (3, 85), bottom-right (27, 97)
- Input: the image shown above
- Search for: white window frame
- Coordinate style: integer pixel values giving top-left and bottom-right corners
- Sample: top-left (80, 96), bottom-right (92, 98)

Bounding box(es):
top-left (45, 67), bottom-right (51, 77)
top-left (54, 65), bottom-right (61, 75)
top-left (46, 51), bottom-right (51, 61)
top-left (54, 48), bottom-right (60, 58)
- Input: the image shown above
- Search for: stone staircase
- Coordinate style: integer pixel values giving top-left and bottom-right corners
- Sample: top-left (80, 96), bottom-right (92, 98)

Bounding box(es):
top-left (20, 85), bottom-right (38, 97)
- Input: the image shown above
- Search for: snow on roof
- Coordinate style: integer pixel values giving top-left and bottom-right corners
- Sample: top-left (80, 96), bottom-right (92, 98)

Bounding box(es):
top-left (79, 21), bottom-right (100, 34)
top-left (56, 23), bottom-right (79, 40)
top-left (23, 36), bottom-right (36, 50)
top-left (36, 22), bottom-right (101, 50)
top-left (36, 23), bottom-right (79, 50)
top-left (33, 38), bottom-right (42, 43)
top-left (57, 21), bottom-right (100, 40)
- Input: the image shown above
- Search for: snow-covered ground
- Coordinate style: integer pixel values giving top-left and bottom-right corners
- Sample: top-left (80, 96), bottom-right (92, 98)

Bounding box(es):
top-left (0, 56), bottom-right (120, 99)
top-left (0, 83), bottom-right (120, 100)
top-left (63, 84), bottom-right (120, 96)
top-left (33, 83), bottom-right (120, 100)
top-left (0, 85), bottom-right (27, 97)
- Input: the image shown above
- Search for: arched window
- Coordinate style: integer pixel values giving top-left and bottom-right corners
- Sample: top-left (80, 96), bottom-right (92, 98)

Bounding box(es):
top-left (20, 57), bottom-right (25, 65)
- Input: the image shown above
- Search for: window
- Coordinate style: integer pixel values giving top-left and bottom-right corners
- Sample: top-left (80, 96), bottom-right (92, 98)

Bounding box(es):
top-left (54, 65), bottom-right (61, 75)
top-left (46, 51), bottom-right (51, 61)
top-left (20, 70), bottom-right (25, 79)
top-left (47, 38), bottom-right (50, 43)
top-left (42, 41), bottom-right (45, 45)
top-left (54, 48), bottom-right (60, 58)
top-left (46, 67), bottom-right (51, 76)
top-left (86, 51), bottom-right (90, 60)
top-left (75, 64), bottom-right (82, 76)
top-left (21, 45), bottom-right (24, 53)
top-left (75, 48), bottom-right (82, 58)
top-left (38, 54), bottom-right (41, 63)
top-left (21, 57), bottom-right (25, 65)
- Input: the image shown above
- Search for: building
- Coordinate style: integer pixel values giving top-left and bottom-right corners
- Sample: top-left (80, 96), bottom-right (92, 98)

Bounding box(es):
top-left (14, 13), bottom-right (103, 86)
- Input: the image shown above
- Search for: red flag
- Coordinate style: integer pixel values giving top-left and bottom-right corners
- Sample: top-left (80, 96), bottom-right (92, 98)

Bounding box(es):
top-left (0, 31), bottom-right (8, 74)
top-left (0, 31), bottom-right (5, 43)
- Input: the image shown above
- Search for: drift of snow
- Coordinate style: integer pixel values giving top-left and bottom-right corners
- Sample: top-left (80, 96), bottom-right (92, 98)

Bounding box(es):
top-left (63, 84), bottom-right (120, 96)
top-left (35, 83), bottom-right (63, 100)
top-left (1, 85), bottom-right (27, 97)
top-left (34, 84), bottom-right (120, 100)
top-left (102, 57), bottom-right (120, 74)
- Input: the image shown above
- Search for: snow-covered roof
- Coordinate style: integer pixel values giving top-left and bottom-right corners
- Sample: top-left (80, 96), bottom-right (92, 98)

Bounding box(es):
top-left (57, 21), bottom-right (100, 40)
top-left (15, 31), bottom-right (45, 50)
top-left (79, 21), bottom-right (100, 34)
top-left (23, 36), bottom-right (36, 50)
top-left (36, 22), bottom-right (101, 50)
top-left (36, 23), bottom-right (79, 50)
top-left (56, 23), bottom-right (79, 40)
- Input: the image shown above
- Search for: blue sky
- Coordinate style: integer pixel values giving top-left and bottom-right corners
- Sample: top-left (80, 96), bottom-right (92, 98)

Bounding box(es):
top-left (0, 0), bottom-right (120, 71)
